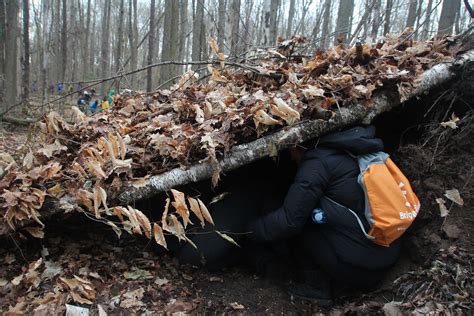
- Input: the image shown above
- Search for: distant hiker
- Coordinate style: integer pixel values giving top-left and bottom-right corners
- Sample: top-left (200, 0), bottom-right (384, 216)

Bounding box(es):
top-left (89, 99), bottom-right (99, 114)
top-left (49, 83), bottom-right (55, 94)
top-left (32, 80), bottom-right (37, 93)
top-left (107, 88), bottom-right (116, 105)
top-left (101, 96), bottom-right (110, 112)
top-left (76, 82), bottom-right (83, 95)
top-left (57, 82), bottom-right (63, 94)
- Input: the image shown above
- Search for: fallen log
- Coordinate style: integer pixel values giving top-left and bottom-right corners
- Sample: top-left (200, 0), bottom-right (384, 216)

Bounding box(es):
top-left (118, 50), bottom-right (474, 205)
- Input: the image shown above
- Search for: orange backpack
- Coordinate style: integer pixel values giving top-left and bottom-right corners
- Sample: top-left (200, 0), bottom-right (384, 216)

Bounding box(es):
top-left (328, 152), bottom-right (421, 247)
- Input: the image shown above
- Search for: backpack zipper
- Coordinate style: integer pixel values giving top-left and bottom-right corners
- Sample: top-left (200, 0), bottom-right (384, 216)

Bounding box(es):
top-left (322, 196), bottom-right (375, 240)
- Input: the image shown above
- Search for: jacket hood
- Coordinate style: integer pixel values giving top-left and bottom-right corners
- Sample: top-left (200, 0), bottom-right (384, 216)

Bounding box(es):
top-left (316, 125), bottom-right (384, 155)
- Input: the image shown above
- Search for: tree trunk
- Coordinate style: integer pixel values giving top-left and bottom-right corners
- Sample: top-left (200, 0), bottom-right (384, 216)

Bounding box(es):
top-left (0, 0), bottom-right (5, 94)
top-left (438, 0), bottom-right (461, 36)
top-left (405, 0), bottom-right (418, 29)
top-left (40, 0), bottom-right (49, 103)
top-left (61, 0), bottom-right (67, 82)
top-left (128, 0), bottom-right (137, 88)
top-left (371, 0), bottom-right (381, 40)
top-left (22, 0), bottom-right (30, 101)
top-left (191, 0), bottom-right (204, 67)
top-left (89, 0), bottom-right (96, 78)
top-left (4, 0), bottom-right (19, 110)
top-left (114, 0), bottom-right (125, 78)
top-left (83, 0), bottom-right (90, 78)
top-left (217, 0), bottom-right (225, 50)
top-left (146, 0), bottom-right (156, 92)
top-left (334, 0), bottom-right (354, 44)
top-left (178, 0), bottom-right (188, 69)
top-left (285, 0), bottom-right (295, 38)
top-left (229, 0), bottom-right (240, 54)
top-left (100, 0), bottom-right (111, 95)
top-left (321, 0), bottom-right (331, 48)
top-left (269, 0), bottom-right (278, 44)
top-left (383, 0), bottom-right (393, 36)
top-left (262, 0), bottom-right (270, 45)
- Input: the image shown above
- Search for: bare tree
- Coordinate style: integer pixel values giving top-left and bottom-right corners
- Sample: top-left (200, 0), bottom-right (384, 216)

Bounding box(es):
top-left (286, 0), bottom-right (295, 38)
top-left (371, 0), bottom-right (381, 39)
top-left (162, 0), bottom-right (179, 84)
top-left (22, 0), bottom-right (30, 101)
top-left (0, 0), bottom-right (5, 95)
top-left (269, 0), bottom-right (279, 43)
top-left (217, 0), bottom-right (226, 49)
top-left (99, 0), bottom-right (111, 95)
top-left (229, 0), bottom-right (240, 54)
top-left (384, 0), bottom-right (393, 36)
top-left (40, 0), bottom-right (49, 102)
top-left (4, 0), bottom-right (19, 109)
top-left (334, 0), bottom-right (354, 44)
top-left (146, 0), bottom-right (156, 92)
top-left (406, 0), bottom-right (418, 29)
top-left (115, 0), bottom-right (125, 77)
top-left (83, 0), bottom-right (91, 77)
top-left (128, 0), bottom-right (138, 87)
top-left (321, 0), bottom-right (331, 48)
top-left (61, 0), bottom-right (67, 82)
top-left (192, 0), bottom-right (205, 65)
top-left (438, 0), bottom-right (461, 36)
top-left (178, 0), bottom-right (188, 66)
top-left (262, 0), bottom-right (270, 45)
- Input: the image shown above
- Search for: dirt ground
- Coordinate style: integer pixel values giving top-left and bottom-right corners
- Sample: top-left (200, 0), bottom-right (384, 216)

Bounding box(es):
top-left (0, 93), bottom-right (473, 314)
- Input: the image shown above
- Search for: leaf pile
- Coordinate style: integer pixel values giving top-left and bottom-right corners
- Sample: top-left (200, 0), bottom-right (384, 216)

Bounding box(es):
top-left (0, 32), bottom-right (460, 239)
top-left (393, 246), bottom-right (472, 314)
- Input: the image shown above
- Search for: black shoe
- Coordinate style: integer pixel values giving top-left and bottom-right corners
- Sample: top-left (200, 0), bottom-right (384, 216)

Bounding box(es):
top-left (287, 282), bottom-right (333, 306)
top-left (287, 269), bottom-right (333, 306)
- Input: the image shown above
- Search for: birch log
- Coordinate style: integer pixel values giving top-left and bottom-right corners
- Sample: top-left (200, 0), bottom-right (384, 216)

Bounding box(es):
top-left (118, 50), bottom-right (474, 205)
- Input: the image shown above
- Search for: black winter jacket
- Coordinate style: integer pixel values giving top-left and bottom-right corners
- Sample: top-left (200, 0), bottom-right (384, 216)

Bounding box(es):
top-left (249, 126), bottom-right (401, 270)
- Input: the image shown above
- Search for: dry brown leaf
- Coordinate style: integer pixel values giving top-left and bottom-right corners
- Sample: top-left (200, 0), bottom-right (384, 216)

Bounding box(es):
top-left (153, 223), bottom-right (168, 249)
top-left (92, 186), bottom-right (102, 218)
top-left (162, 198), bottom-right (171, 232)
top-left (271, 97), bottom-right (300, 124)
top-left (23, 226), bottom-right (44, 239)
top-left (216, 231), bottom-right (240, 247)
top-left (84, 159), bottom-right (106, 179)
top-left (302, 86), bottom-right (325, 99)
top-left (197, 198), bottom-right (214, 225)
top-left (435, 198), bottom-right (449, 217)
top-left (171, 189), bottom-right (191, 228)
top-left (254, 109), bottom-right (280, 127)
top-left (444, 189), bottom-right (464, 206)
top-left (187, 197), bottom-right (205, 227)
top-left (134, 208), bottom-right (152, 239)
top-left (126, 206), bottom-right (142, 235)
top-left (440, 113), bottom-right (460, 129)
top-left (76, 189), bottom-right (93, 210)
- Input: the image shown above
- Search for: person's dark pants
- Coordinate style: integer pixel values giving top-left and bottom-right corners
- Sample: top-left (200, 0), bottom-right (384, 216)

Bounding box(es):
top-left (294, 225), bottom-right (398, 289)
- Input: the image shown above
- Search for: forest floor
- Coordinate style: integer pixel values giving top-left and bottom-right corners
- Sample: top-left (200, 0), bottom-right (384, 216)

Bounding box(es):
top-left (0, 110), bottom-right (472, 315)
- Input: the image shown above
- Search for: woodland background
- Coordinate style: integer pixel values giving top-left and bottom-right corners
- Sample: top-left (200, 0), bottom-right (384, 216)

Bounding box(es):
top-left (0, 0), bottom-right (471, 116)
